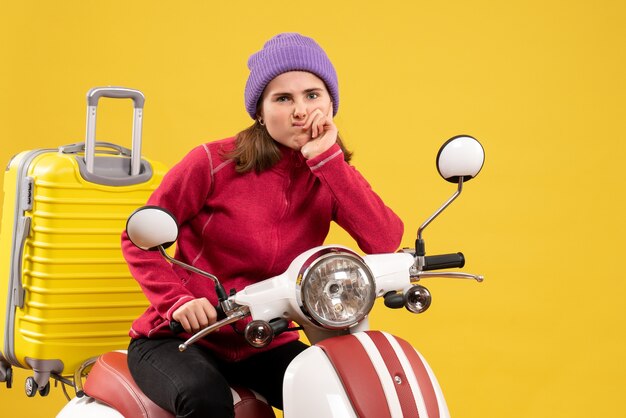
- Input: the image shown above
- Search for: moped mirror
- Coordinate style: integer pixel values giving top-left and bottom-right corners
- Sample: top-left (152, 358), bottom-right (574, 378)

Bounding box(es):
top-left (436, 135), bottom-right (485, 183)
top-left (415, 135), bottom-right (485, 259)
top-left (126, 206), bottom-right (178, 251)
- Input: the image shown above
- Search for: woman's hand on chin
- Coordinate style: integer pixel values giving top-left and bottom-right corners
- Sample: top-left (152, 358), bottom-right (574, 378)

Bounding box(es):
top-left (301, 104), bottom-right (337, 160)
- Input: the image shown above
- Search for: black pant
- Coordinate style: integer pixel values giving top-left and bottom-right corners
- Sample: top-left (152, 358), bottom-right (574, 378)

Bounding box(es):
top-left (127, 337), bottom-right (308, 418)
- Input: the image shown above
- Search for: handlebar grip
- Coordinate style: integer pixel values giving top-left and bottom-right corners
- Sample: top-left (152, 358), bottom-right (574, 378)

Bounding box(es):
top-left (169, 320), bottom-right (185, 334)
top-left (216, 305), bottom-right (226, 320)
top-left (169, 304), bottom-right (227, 334)
top-left (423, 252), bottom-right (465, 271)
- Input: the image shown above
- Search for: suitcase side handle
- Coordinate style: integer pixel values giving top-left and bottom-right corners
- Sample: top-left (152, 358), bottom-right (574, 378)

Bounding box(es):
top-left (84, 87), bottom-right (145, 176)
top-left (12, 216), bottom-right (30, 309)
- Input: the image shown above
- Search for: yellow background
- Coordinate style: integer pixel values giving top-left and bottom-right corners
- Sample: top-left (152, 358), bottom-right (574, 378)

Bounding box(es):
top-left (1, 1), bottom-right (625, 417)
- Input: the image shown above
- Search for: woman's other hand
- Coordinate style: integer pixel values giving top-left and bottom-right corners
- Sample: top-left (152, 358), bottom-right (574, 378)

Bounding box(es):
top-left (172, 297), bottom-right (218, 334)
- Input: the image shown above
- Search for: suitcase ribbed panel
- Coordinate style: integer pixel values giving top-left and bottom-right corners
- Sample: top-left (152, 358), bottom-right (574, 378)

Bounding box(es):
top-left (2, 150), bottom-right (167, 377)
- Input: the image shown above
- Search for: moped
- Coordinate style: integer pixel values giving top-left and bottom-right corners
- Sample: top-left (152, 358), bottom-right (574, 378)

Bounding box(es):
top-left (57, 134), bottom-right (485, 418)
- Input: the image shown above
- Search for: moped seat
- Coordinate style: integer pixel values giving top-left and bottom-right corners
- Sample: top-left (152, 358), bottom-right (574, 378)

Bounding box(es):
top-left (84, 351), bottom-right (275, 418)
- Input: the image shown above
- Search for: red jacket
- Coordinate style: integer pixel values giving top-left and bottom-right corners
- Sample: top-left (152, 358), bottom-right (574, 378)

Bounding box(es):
top-left (122, 137), bottom-right (403, 361)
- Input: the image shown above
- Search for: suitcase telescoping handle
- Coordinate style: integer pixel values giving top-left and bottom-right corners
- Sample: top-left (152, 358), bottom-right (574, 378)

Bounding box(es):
top-left (85, 87), bottom-right (145, 176)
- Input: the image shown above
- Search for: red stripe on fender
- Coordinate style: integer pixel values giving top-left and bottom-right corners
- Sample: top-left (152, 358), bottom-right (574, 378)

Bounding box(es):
top-left (367, 331), bottom-right (421, 417)
top-left (396, 337), bottom-right (440, 418)
top-left (317, 334), bottom-right (392, 418)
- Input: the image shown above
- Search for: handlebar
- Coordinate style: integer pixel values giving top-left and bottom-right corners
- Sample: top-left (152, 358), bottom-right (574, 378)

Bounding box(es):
top-left (408, 250), bottom-right (483, 282)
top-left (423, 252), bottom-right (465, 271)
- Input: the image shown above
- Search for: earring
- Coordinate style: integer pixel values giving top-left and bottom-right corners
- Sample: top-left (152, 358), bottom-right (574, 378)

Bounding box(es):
top-left (258, 118), bottom-right (265, 126)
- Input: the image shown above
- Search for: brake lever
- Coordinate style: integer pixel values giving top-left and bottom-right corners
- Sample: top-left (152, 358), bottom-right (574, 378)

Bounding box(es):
top-left (177, 308), bottom-right (250, 352)
top-left (411, 271), bottom-right (484, 282)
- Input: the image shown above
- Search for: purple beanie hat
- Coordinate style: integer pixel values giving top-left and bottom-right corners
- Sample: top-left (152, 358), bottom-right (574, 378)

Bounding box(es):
top-left (244, 33), bottom-right (339, 119)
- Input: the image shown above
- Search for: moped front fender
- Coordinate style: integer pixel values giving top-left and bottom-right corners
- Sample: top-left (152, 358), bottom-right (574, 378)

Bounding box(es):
top-left (283, 331), bottom-right (450, 418)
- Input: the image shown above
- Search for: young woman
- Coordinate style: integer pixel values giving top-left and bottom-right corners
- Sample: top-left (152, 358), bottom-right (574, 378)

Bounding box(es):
top-left (122, 32), bottom-right (404, 418)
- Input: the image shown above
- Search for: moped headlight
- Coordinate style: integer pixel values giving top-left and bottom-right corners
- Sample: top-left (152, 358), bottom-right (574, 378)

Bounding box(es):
top-left (296, 249), bottom-right (375, 330)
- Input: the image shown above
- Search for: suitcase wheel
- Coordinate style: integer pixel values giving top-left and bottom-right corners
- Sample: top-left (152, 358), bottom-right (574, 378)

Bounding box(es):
top-left (25, 376), bottom-right (38, 397)
top-left (39, 382), bottom-right (51, 397)
top-left (25, 376), bottom-right (51, 397)
top-left (4, 367), bottom-right (12, 389)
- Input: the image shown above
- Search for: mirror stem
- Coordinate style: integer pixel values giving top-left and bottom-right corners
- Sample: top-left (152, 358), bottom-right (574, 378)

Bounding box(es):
top-left (157, 246), bottom-right (228, 301)
top-left (415, 178), bottom-right (464, 259)
top-left (417, 177), bottom-right (464, 241)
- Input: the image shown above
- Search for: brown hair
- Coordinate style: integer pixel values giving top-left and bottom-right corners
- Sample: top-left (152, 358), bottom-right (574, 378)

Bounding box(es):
top-left (226, 121), bottom-right (353, 173)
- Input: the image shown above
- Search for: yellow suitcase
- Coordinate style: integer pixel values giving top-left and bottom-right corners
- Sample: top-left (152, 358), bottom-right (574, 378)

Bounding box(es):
top-left (0, 87), bottom-right (167, 396)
